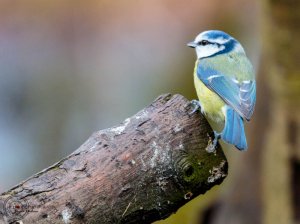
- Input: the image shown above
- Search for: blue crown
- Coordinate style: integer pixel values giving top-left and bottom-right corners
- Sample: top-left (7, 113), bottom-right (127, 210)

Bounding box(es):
top-left (202, 30), bottom-right (232, 40)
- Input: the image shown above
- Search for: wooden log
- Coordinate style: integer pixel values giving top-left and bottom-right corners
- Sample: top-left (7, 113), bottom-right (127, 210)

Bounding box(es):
top-left (0, 94), bottom-right (227, 224)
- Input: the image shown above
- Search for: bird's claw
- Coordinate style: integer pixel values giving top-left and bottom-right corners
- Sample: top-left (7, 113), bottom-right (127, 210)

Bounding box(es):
top-left (206, 143), bottom-right (216, 153)
top-left (206, 131), bottom-right (221, 153)
top-left (188, 100), bottom-right (202, 115)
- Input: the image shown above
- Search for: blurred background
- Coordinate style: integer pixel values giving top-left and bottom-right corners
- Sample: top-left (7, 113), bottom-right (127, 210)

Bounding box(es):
top-left (0, 0), bottom-right (299, 223)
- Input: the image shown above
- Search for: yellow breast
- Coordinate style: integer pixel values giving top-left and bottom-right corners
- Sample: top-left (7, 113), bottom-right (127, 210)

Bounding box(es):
top-left (193, 63), bottom-right (225, 123)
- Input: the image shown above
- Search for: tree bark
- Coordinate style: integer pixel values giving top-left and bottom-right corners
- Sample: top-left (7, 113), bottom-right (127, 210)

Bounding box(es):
top-left (0, 94), bottom-right (227, 224)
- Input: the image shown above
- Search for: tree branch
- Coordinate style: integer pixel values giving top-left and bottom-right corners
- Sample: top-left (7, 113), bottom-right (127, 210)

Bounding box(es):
top-left (0, 94), bottom-right (228, 224)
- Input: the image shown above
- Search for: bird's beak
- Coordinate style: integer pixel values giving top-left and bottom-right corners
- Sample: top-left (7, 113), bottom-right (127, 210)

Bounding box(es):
top-left (187, 41), bottom-right (197, 48)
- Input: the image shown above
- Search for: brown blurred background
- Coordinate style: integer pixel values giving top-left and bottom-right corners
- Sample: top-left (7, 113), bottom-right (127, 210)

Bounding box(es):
top-left (0, 0), bottom-right (299, 224)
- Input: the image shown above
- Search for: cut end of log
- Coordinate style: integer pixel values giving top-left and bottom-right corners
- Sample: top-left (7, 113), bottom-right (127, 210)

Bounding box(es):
top-left (0, 93), bottom-right (228, 224)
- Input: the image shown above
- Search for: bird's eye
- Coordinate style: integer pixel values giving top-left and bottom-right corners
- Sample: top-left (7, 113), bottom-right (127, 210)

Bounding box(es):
top-left (198, 40), bottom-right (209, 46)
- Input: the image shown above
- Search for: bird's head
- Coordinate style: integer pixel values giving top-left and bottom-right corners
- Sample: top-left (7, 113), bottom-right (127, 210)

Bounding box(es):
top-left (187, 30), bottom-right (245, 59)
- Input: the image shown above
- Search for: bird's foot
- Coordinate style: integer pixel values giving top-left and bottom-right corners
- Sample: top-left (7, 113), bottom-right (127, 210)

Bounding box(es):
top-left (206, 131), bottom-right (221, 153)
top-left (188, 100), bottom-right (202, 115)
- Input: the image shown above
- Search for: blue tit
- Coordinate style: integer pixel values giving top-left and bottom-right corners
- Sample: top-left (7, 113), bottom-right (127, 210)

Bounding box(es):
top-left (188, 30), bottom-right (256, 151)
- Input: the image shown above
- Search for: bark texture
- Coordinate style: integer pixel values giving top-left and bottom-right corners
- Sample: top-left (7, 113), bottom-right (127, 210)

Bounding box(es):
top-left (0, 94), bottom-right (227, 224)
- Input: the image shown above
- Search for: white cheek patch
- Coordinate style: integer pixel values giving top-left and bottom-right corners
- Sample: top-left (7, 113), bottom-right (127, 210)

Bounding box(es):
top-left (196, 44), bottom-right (225, 59)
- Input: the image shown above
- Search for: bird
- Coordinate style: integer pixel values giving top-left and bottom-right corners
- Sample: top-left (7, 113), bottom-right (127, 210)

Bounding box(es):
top-left (187, 30), bottom-right (256, 151)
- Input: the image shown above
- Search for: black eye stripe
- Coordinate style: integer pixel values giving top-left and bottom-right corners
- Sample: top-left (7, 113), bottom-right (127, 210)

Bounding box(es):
top-left (198, 40), bottom-right (211, 46)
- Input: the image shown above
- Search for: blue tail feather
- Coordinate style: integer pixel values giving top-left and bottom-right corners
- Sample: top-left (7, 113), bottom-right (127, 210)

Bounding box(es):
top-left (221, 107), bottom-right (247, 150)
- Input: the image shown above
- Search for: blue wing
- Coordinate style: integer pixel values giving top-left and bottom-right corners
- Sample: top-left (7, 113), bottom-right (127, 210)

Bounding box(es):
top-left (197, 63), bottom-right (256, 121)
